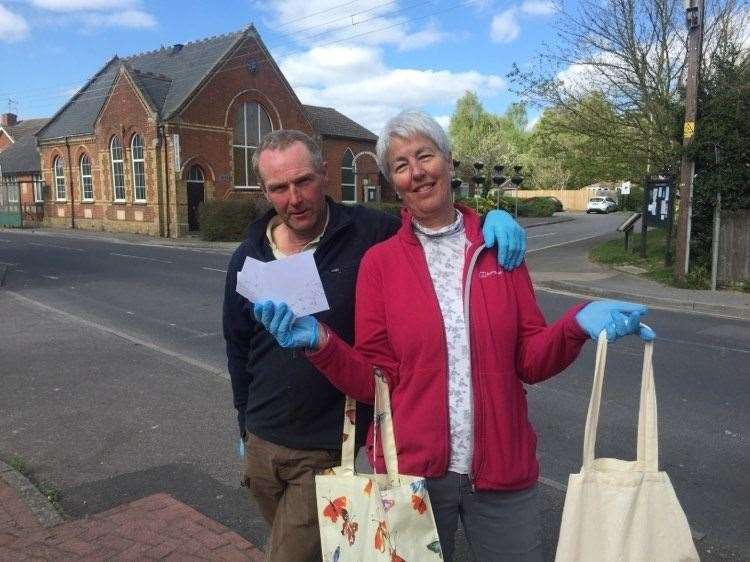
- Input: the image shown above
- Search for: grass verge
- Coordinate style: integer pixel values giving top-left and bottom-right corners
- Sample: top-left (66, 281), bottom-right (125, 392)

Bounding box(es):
top-left (589, 229), bottom-right (711, 290)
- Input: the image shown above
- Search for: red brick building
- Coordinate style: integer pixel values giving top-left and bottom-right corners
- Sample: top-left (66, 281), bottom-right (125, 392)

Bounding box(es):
top-left (35, 26), bottom-right (388, 237)
top-left (0, 114), bottom-right (49, 227)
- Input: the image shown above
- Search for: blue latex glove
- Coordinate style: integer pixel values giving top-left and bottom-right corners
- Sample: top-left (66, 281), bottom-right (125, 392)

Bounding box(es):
top-left (483, 209), bottom-right (527, 270)
top-left (575, 300), bottom-right (656, 342)
top-left (253, 300), bottom-right (319, 348)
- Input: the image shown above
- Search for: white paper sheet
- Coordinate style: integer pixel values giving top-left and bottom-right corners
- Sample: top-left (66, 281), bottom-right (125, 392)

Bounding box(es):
top-left (236, 250), bottom-right (330, 316)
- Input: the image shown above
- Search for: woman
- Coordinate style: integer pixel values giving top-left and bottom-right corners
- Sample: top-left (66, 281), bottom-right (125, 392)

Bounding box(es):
top-left (254, 110), bottom-right (654, 561)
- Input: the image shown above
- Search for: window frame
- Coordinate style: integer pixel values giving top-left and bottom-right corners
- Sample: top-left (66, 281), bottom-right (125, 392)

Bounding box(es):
top-left (32, 174), bottom-right (44, 203)
top-left (53, 156), bottom-right (66, 201)
top-left (131, 134), bottom-right (146, 202)
top-left (233, 102), bottom-right (272, 190)
top-left (110, 136), bottom-right (126, 202)
top-left (6, 175), bottom-right (18, 204)
top-left (80, 154), bottom-right (94, 202)
top-left (340, 148), bottom-right (356, 204)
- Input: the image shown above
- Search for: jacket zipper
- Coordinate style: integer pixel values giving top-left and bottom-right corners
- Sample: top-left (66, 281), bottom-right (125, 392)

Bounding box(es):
top-left (463, 243), bottom-right (486, 492)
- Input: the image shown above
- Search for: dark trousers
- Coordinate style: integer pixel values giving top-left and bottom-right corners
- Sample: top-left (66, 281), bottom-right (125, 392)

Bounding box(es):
top-left (426, 472), bottom-right (543, 562)
top-left (243, 432), bottom-right (339, 562)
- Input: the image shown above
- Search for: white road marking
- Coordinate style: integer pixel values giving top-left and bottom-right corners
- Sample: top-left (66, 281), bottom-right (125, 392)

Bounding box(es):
top-left (202, 267), bottom-right (227, 273)
top-left (528, 233), bottom-right (607, 253)
top-left (528, 232), bottom-right (556, 239)
top-left (30, 242), bottom-right (84, 252)
top-left (0, 238), bottom-right (11, 242)
top-left (110, 252), bottom-right (173, 264)
top-left (0, 261), bottom-right (18, 266)
top-left (6, 291), bottom-right (227, 379)
top-left (41, 275), bottom-right (59, 280)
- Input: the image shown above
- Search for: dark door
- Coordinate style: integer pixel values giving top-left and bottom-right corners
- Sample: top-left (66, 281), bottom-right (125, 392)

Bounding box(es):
top-left (186, 166), bottom-right (205, 232)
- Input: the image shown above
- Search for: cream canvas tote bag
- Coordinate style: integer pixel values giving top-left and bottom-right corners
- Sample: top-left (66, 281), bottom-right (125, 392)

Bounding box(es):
top-left (315, 369), bottom-right (443, 562)
top-left (555, 332), bottom-right (700, 562)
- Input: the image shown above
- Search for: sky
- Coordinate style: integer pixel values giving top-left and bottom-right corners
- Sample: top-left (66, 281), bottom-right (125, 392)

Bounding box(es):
top-left (0, 0), bottom-right (567, 135)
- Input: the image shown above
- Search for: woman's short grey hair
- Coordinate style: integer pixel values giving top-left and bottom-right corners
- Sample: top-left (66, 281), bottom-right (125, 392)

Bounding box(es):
top-left (376, 109), bottom-right (452, 181)
top-left (252, 129), bottom-right (324, 188)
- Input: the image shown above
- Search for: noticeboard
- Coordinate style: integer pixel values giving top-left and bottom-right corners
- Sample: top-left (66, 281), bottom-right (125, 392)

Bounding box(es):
top-left (644, 178), bottom-right (673, 229)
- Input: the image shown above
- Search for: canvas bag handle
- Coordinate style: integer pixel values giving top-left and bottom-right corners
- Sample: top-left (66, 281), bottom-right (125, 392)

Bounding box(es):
top-left (338, 368), bottom-right (400, 487)
top-left (582, 328), bottom-right (658, 471)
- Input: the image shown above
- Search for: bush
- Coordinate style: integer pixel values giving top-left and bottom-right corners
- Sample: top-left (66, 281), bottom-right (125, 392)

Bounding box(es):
top-left (361, 201), bottom-right (404, 217)
top-left (199, 198), bottom-right (269, 241)
top-left (619, 186), bottom-right (644, 212)
top-left (518, 197), bottom-right (557, 217)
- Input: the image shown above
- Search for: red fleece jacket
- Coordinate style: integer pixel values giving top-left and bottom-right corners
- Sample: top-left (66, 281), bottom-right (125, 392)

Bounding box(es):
top-left (308, 204), bottom-right (589, 491)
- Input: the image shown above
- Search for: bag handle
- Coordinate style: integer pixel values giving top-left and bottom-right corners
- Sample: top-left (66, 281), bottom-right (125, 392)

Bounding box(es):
top-left (373, 368), bottom-right (401, 487)
top-left (339, 396), bottom-right (357, 476)
top-left (337, 368), bottom-right (400, 487)
top-left (582, 328), bottom-right (658, 471)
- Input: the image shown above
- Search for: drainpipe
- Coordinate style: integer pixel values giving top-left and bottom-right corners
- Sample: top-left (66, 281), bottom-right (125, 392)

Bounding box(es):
top-left (65, 137), bottom-right (75, 229)
top-left (158, 125), bottom-right (171, 238)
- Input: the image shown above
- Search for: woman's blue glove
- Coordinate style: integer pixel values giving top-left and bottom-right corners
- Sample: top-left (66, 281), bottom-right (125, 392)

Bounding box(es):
top-left (483, 209), bottom-right (526, 270)
top-left (253, 300), bottom-right (319, 348)
top-left (575, 300), bottom-right (656, 342)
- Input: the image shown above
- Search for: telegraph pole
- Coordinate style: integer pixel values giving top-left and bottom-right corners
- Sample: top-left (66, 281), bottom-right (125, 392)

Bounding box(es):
top-left (674, 0), bottom-right (705, 283)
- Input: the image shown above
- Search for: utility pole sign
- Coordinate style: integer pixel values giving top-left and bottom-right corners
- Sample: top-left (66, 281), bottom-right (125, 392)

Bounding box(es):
top-left (675, 0), bottom-right (705, 283)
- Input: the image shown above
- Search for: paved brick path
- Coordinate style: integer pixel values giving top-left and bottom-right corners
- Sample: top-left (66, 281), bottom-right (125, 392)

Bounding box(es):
top-left (0, 477), bottom-right (265, 561)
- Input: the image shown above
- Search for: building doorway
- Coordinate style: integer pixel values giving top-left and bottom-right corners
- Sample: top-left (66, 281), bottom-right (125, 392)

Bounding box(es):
top-left (186, 165), bottom-right (205, 232)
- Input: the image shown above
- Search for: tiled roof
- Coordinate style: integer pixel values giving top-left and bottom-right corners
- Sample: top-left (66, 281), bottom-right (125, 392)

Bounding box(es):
top-left (38, 30), bottom-right (244, 141)
top-left (303, 105), bottom-right (377, 142)
top-left (4, 118), bottom-right (49, 142)
top-left (0, 119), bottom-right (49, 174)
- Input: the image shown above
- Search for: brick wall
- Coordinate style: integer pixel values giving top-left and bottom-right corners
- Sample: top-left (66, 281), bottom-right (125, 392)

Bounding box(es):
top-left (39, 70), bottom-right (161, 235)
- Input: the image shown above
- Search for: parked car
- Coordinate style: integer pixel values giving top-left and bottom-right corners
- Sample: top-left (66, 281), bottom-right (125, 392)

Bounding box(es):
top-left (586, 197), bottom-right (617, 214)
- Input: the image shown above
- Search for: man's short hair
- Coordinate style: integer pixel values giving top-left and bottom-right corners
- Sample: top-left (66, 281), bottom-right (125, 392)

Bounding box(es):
top-left (252, 129), bottom-right (325, 189)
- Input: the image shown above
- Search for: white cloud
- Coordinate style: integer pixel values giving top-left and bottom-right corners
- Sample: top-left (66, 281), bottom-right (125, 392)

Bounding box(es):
top-left (525, 113), bottom-right (541, 131)
top-left (260, 0), bottom-right (448, 52)
top-left (520, 0), bottom-right (556, 16)
top-left (279, 45), bottom-right (506, 134)
top-left (29, 0), bottom-right (138, 11)
top-left (490, 8), bottom-right (520, 44)
top-left (434, 115), bottom-right (451, 129)
top-left (81, 9), bottom-right (155, 28)
top-left (0, 4), bottom-right (30, 42)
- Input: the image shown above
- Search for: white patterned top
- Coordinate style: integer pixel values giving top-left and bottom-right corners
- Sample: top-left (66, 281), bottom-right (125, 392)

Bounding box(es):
top-left (414, 211), bottom-right (473, 474)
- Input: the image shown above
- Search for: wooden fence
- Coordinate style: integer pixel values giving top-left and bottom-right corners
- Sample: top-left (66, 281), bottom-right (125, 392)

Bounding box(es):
top-left (719, 209), bottom-right (750, 284)
top-left (510, 189), bottom-right (598, 211)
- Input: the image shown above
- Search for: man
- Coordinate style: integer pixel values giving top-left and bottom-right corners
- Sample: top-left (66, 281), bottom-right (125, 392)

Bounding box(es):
top-left (223, 129), bottom-right (525, 562)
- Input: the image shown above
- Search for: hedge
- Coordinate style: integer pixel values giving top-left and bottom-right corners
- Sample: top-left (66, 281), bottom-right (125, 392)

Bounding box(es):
top-left (199, 198), bottom-right (270, 241)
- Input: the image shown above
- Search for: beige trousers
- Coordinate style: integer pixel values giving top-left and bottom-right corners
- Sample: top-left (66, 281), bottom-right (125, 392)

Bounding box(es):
top-left (243, 432), bottom-right (339, 562)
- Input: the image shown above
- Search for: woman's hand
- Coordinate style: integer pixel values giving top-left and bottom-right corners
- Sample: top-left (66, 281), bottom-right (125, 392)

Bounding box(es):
top-left (482, 209), bottom-right (527, 270)
top-left (575, 300), bottom-right (656, 342)
top-left (253, 300), bottom-right (320, 349)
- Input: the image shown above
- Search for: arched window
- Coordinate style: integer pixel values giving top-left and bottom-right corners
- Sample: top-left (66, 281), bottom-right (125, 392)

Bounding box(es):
top-left (233, 102), bottom-right (272, 188)
top-left (188, 165), bottom-right (205, 182)
top-left (341, 149), bottom-right (356, 203)
top-left (80, 154), bottom-right (93, 201)
top-left (110, 136), bottom-right (125, 201)
top-left (53, 156), bottom-right (66, 200)
top-left (131, 134), bottom-right (146, 202)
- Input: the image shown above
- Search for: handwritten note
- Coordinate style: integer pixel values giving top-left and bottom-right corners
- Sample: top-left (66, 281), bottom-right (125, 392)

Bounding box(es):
top-left (236, 250), bottom-right (330, 316)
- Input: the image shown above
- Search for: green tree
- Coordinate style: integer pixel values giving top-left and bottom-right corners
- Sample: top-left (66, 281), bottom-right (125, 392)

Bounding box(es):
top-left (527, 95), bottom-right (644, 188)
top-left (687, 44), bottom-right (750, 272)
top-left (449, 92), bottom-right (531, 188)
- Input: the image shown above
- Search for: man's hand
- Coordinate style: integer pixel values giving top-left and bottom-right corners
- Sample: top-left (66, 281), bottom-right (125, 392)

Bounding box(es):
top-left (253, 300), bottom-right (319, 348)
top-left (575, 300), bottom-right (656, 342)
top-left (483, 209), bottom-right (526, 270)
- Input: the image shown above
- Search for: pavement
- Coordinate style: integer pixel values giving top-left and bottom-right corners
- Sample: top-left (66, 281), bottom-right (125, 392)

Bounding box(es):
top-left (1, 213), bottom-right (748, 561)
top-left (1, 460), bottom-right (264, 561)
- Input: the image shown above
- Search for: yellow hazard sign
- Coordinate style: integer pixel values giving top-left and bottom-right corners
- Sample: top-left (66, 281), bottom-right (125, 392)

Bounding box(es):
top-left (683, 121), bottom-right (695, 138)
